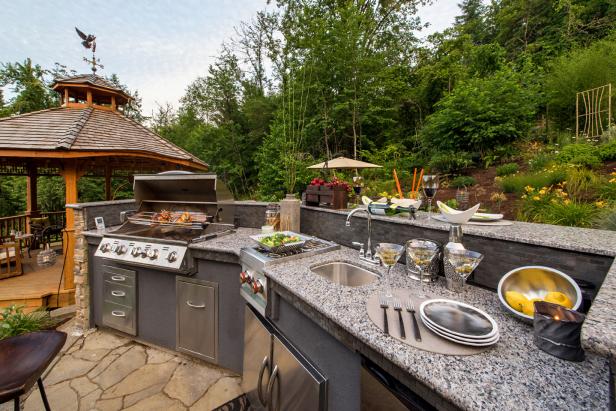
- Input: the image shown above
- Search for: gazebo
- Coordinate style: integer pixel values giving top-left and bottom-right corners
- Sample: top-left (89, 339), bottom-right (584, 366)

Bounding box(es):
top-left (0, 74), bottom-right (207, 291)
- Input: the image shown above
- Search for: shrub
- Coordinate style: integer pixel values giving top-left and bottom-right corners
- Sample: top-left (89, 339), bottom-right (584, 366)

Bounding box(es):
top-left (598, 173), bottom-right (616, 200)
top-left (598, 139), bottom-right (616, 161)
top-left (593, 209), bottom-right (616, 231)
top-left (541, 202), bottom-right (598, 227)
top-left (496, 163), bottom-right (519, 176)
top-left (0, 305), bottom-right (55, 340)
top-left (421, 68), bottom-right (538, 158)
top-left (428, 151), bottom-right (474, 174)
top-left (528, 151), bottom-right (555, 172)
top-left (565, 168), bottom-right (601, 201)
top-left (499, 169), bottom-right (567, 194)
top-left (556, 144), bottom-right (601, 168)
top-left (517, 187), bottom-right (598, 227)
top-left (450, 176), bottom-right (477, 188)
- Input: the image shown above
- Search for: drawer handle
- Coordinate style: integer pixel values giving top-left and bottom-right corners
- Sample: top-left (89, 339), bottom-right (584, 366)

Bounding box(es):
top-left (186, 301), bottom-right (206, 309)
top-left (111, 290), bottom-right (126, 297)
top-left (111, 275), bottom-right (126, 282)
top-left (111, 310), bottom-right (126, 317)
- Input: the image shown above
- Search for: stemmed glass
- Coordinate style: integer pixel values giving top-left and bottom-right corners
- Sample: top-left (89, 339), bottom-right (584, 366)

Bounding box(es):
top-left (376, 243), bottom-right (404, 298)
top-left (445, 249), bottom-right (484, 298)
top-left (353, 175), bottom-right (363, 205)
top-left (422, 175), bottom-right (439, 220)
top-left (406, 239), bottom-right (440, 295)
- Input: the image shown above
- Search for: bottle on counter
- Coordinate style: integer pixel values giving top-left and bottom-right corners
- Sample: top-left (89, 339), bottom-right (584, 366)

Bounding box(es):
top-left (279, 194), bottom-right (301, 232)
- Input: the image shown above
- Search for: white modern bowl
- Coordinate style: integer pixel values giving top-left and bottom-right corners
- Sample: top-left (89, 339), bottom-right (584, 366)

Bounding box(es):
top-left (437, 202), bottom-right (480, 224)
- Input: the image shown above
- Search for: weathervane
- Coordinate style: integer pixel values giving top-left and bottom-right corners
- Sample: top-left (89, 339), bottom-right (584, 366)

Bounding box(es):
top-left (75, 27), bottom-right (104, 73)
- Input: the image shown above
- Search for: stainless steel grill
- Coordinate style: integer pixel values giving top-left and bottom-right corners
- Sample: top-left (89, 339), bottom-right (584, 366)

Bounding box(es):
top-left (94, 172), bottom-right (235, 273)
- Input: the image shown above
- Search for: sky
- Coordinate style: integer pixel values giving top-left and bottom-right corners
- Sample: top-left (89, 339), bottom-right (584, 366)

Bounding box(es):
top-left (0, 0), bottom-right (460, 115)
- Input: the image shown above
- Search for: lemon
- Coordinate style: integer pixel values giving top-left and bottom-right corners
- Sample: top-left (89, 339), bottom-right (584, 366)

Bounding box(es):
top-left (505, 291), bottom-right (529, 313)
top-left (544, 292), bottom-right (574, 309)
top-left (522, 298), bottom-right (542, 317)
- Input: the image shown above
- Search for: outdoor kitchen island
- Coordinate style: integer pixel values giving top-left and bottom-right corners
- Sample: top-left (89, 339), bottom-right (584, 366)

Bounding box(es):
top-left (79, 217), bottom-right (614, 411)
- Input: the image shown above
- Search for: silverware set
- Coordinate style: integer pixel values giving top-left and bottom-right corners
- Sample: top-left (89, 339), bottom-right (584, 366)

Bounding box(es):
top-left (380, 296), bottom-right (421, 341)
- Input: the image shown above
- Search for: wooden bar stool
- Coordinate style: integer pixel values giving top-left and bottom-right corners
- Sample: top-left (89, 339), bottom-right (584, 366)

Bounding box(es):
top-left (0, 331), bottom-right (67, 411)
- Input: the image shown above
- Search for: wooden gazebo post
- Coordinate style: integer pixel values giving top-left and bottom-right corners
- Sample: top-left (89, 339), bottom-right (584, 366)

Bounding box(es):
top-left (61, 160), bottom-right (83, 289)
top-left (25, 163), bottom-right (38, 234)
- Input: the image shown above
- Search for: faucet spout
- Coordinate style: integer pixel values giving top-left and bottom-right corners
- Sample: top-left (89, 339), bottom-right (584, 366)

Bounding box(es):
top-left (345, 208), bottom-right (375, 263)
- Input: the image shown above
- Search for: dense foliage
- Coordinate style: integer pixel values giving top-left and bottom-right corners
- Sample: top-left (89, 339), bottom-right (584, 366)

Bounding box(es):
top-left (1, 0), bottom-right (615, 222)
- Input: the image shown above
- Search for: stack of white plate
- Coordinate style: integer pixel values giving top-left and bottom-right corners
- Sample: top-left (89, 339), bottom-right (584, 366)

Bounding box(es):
top-left (419, 299), bottom-right (500, 347)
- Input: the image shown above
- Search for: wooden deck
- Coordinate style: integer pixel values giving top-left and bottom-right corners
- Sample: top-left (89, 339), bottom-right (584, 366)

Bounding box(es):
top-left (0, 248), bottom-right (75, 312)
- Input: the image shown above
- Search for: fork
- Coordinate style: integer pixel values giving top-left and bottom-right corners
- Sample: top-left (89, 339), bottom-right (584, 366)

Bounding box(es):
top-left (406, 297), bottom-right (422, 342)
top-left (393, 299), bottom-right (406, 339)
top-left (379, 296), bottom-right (389, 335)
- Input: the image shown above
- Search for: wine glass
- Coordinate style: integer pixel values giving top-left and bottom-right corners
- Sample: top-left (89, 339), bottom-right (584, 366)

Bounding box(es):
top-left (376, 243), bottom-right (404, 298)
top-left (422, 175), bottom-right (439, 220)
top-left (406, 239), bottom-right (440, 295)
top-left (353, 176), bottom-right (363, 205)
top-left (445, 249), bottom-right (484, 297)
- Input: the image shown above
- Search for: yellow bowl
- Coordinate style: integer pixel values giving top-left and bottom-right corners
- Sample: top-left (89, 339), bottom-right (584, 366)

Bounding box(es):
top-left (497, 266), bottom-right (582, 323)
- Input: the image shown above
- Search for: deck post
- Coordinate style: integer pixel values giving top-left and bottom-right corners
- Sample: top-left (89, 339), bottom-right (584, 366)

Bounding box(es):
top-left (25, 164), bottom-right (38, 234)
top-left (61, 160), bottom-right (81, 290)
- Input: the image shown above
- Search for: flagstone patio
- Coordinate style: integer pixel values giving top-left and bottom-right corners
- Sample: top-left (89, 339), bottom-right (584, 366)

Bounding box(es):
top-left (3, 320), bottom-right (243, 411)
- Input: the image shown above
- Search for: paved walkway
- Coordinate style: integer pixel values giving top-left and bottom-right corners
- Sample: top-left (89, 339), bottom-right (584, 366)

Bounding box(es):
top-left (4, 321), bottom-right (243, 411)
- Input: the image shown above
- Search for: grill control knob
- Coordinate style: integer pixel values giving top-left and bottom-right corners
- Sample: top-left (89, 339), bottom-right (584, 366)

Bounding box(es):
top-left (147, 249), bottom-right (159, 260)
top-left (99, 243), bottom-right (111, 253)
top-left (167, 251), bottom-right (178, 263)
top-left (251, 279), bottom-right (264, 294)
top-left (116, 245), bottom-right (127, 255)
top-left (240, 271), bottom-right (252, 284)
top-left (131, 247), bottom-right (142, 257)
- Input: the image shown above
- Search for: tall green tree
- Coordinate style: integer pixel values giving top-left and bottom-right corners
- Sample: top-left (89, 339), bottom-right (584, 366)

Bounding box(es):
top-left (0, 58), bottom-right (57, 116)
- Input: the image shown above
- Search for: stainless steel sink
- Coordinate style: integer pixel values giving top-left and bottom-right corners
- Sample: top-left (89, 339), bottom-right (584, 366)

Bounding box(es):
top-left (311, 262), bottom-right (379, 287)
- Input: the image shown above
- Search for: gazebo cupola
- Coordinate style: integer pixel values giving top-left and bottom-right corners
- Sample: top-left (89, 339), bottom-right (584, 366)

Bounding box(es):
top-left (52, 74), bottom-right (132, 111)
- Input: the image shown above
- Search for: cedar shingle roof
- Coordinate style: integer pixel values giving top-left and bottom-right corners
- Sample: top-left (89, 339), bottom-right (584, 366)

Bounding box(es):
top-left (55, 74), bottom-right (120, 90)
top-left (0, 107), bottom-right (207, 168)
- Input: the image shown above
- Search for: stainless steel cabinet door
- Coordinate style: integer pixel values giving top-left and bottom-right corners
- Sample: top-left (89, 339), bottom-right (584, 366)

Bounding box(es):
top-left (269, 334), bottom-right (327, 411)
top-left (242, 305), bottom-right (272, 411)
top-left (176, 278), bottom-right (218, 361)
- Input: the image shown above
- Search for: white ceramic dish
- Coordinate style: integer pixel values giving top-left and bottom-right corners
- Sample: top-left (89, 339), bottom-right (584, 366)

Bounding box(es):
top-left (422, 320), bottom-right (500, 347)
top-left (437, 202), bottom-right (481, 224)
top-left (419, 299), bottom-right (499, 339)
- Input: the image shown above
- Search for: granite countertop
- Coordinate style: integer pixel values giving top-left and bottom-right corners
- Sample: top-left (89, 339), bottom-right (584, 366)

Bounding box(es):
top-left (303, 206), bottom-right (616, 257)
top-left (263, 248), bottom-right (610, 411)
top-left (81, 226), bottom-right (613, 408)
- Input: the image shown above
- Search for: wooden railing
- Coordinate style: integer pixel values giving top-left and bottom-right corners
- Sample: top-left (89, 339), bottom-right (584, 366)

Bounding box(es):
top-left (0, 211), bottom-right (66, 242)
top-left (0, 214), bottom-right (27, 239)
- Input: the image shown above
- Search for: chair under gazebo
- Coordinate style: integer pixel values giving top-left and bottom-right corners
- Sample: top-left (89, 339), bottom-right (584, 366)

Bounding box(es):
top-left (0, 74), bottom-right (207, 310)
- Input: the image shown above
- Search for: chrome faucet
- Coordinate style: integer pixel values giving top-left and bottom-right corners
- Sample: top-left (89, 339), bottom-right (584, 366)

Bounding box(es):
top-left (346, 208), bottom-right (380, 265)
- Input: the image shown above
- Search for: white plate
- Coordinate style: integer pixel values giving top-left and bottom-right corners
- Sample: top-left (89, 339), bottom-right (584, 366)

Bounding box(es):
top-left (471, 212), bottom-right (504, 222)
top-left (422, 320), bottom-right (500, 347)
top-left (420, 312), bottom-right (500, 343)
top-left (420, 299), bottom-right (499, 339)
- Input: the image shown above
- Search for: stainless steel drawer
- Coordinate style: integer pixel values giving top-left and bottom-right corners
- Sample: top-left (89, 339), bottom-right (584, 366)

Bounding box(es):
top-left (103, 265), bottom-right (136, 286)
top-left (102, 301), bottom-right (136, 335)
top-left (103, 281), bottom-right (135, 308)
top-left (176, 278), bottom-right (218, 362)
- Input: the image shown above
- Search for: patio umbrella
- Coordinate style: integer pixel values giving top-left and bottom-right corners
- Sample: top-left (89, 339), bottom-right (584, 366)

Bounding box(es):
top-left (307, 156), bottom-right (382, 170)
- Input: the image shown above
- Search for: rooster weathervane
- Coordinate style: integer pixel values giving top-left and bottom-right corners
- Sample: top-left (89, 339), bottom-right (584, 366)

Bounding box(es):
top-left (75, 27), bottom-right (104, 73)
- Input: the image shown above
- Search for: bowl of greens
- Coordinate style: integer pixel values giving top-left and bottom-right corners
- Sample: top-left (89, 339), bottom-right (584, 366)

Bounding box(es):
top-left (251, 231), bottom-right (309, 253)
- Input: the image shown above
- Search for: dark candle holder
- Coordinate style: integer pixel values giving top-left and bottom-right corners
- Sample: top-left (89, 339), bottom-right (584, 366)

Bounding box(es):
top-left (533, 301), bottom-right (585, 362)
